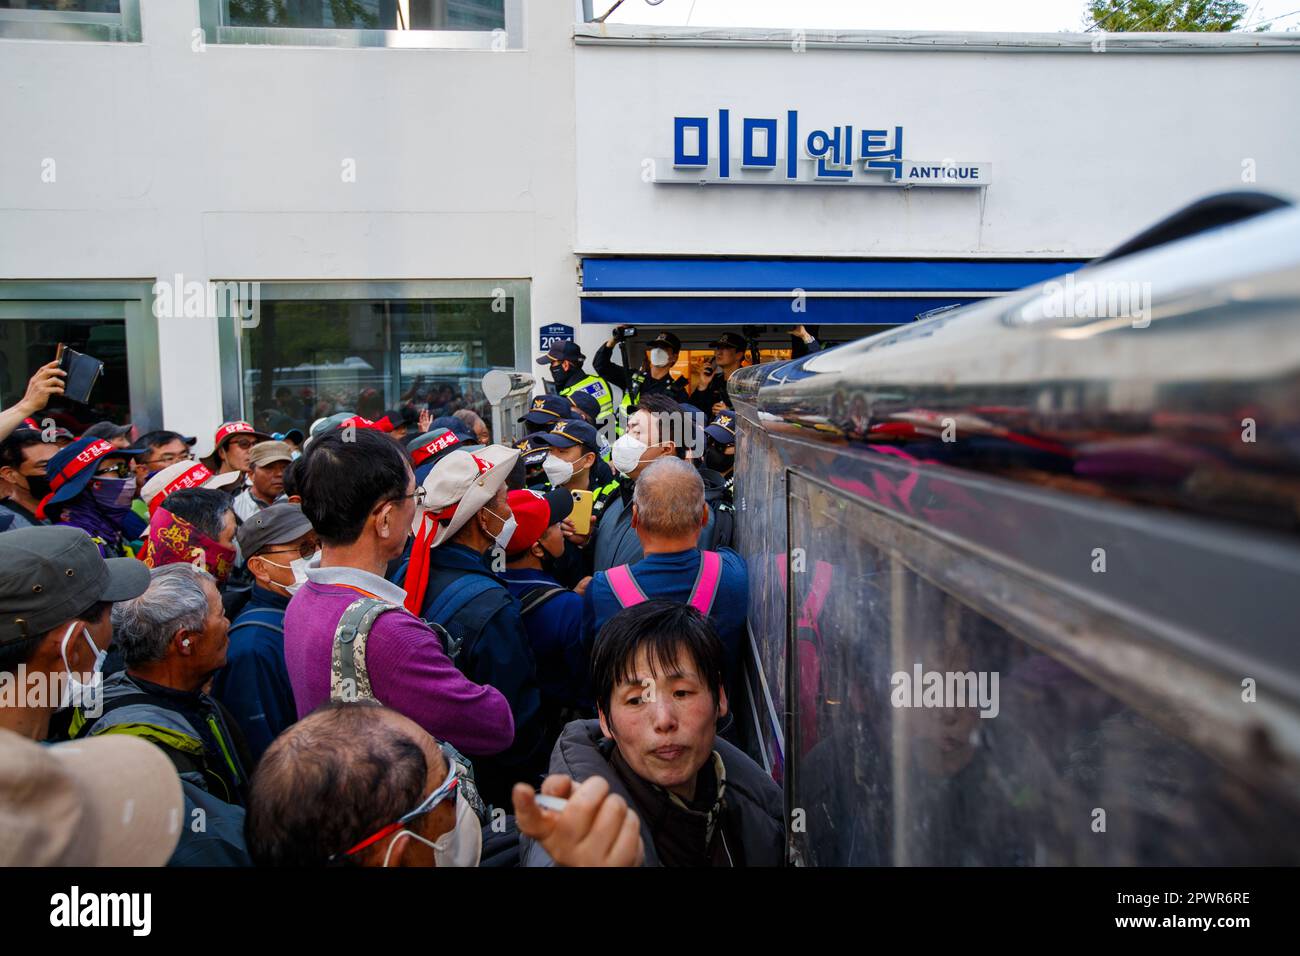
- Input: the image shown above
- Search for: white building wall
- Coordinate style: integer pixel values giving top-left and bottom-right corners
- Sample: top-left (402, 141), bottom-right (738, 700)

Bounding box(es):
top-left (574, 32), bottom-right (1300, 260)
top-left (0, 0), bottom-right (579, 447)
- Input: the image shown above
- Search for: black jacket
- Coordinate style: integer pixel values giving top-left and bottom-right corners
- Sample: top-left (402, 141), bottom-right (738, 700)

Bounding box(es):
top-left (520, 719), bottom-right (784, 867)
top-left (593, 342), bottom-right (689, 405)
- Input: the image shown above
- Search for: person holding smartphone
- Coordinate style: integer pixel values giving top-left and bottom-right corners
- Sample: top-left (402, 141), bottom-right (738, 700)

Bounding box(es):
top-left (37, 436), bottom-right (146, 558)
top-left (531, 419), bottom-right (620, 583)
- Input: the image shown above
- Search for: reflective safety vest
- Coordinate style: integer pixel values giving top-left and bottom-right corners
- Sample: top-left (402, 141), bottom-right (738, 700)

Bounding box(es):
top-left (591, 475), bottom-right (621, 520)
top-left (561, 374), bottom-right (626, 429)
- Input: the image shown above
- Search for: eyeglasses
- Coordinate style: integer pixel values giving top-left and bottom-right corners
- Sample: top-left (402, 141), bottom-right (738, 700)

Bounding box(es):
top-left (394, 487), bottom-right (426, 507)
top-left (94, 461), bottom-right (132, 479)
top-left (226, 438), bottom-right (257, 452)
top-left (261, 537), bottom-right (321, 562)
top-left (333, 756), bottom-right (460, 861)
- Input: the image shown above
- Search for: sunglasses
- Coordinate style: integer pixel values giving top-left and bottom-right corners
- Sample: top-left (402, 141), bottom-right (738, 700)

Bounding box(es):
top-left (94, 461), bottom-right (132, 479)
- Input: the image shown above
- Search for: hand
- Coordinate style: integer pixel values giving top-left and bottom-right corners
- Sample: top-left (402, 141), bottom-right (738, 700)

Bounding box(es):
top-left (711, 401), bottom-right (727, 416)
top-left (19, 361), bottom-right (66, 415)
top-left (561, 519), bottom-right (590, 548)
top-left (573, 575), bottom-right (592, 596)
top-left (418, 408), bottom-right (432, 434)
top-left (792, 324), bottom-right (813, 343)
top-left (513, 774), bottom-right (644, 868)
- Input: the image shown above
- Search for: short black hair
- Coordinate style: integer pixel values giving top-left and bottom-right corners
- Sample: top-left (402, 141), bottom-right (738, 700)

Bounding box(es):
top-left (162, 487), bottom-right (234, 540)
top-left (298, 429), bottom-right (410, 546)
top-left (135, 430), bottom-right (190, 453)
top-left (246, 702), bottom-right (430, 867)
top-left (591, 600), bottom-right (725, 730)
top-left (0, 429), bottom-right (46, 471)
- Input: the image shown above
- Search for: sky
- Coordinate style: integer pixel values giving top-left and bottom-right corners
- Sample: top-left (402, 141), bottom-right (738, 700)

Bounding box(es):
top-left (599, 0), bottom-right (1300, 33)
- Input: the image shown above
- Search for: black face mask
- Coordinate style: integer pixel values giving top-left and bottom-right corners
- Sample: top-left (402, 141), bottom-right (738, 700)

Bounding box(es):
top-left (538, 539), bottom-right (565, 575)
top-left (550, 363), bottom-right (575, 391)
top-left (704, 445), bottom-right (734, 476)
top-left (22, 472), bottom-right (51, 500)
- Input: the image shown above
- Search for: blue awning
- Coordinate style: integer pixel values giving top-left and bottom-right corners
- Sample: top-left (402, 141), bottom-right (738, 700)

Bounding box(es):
top-left (580, 257), bottom-right (1086, 326)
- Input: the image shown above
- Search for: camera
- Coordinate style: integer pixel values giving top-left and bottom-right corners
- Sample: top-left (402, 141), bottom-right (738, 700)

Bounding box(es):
top-left (614, 325), bottom-right (638, 340)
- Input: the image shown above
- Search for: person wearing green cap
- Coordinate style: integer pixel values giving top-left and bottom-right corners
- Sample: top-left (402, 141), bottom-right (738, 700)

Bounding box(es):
top-left (0, 525), bottom-right (150, 741)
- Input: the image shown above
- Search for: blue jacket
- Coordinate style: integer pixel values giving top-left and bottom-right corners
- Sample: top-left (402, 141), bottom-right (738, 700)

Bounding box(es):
top-left (500, 568), bottom-right (590, 717)
top-left (584, 548), bottom-right (749, 705)
top-left (420, 542), bottom-right (549, 808)
top-left (210, 585), bottom-right (297, 765)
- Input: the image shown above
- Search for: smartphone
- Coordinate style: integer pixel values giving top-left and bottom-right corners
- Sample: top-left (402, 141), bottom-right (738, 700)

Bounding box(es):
top-left (569, 489), bottom-right (595, 535)
top-left (57, 344), bottom-right (104, 405)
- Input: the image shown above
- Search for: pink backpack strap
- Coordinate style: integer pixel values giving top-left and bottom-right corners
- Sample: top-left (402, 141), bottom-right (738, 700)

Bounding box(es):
top-left (605, 564), bottom-right (648, 609)
top-left (688, 550), bottom-right (723, 616)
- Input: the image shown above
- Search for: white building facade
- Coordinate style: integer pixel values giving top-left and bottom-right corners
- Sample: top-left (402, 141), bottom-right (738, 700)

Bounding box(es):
top-left (2, 1), bottom-right (1298, 446)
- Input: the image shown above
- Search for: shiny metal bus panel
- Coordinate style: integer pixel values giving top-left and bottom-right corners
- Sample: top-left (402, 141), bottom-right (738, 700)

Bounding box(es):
top-left (731, 205), bottom-right (1300, 865)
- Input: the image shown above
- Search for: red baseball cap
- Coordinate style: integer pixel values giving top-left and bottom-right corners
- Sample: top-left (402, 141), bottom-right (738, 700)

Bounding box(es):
top-left (213, 421), bottom-right (271, 450)
top-left (505, 488), bottom-right (574, 557)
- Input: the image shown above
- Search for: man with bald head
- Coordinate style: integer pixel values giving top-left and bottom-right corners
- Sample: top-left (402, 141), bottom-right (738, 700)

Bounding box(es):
top-left (245, 701), bottom-right (643, 867)
top-left (582, 457), bottom-right (748, 718)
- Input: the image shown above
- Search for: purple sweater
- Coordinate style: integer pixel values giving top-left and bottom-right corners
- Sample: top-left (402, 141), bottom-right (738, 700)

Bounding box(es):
top-left (283, 579), bottom-right (515, 757)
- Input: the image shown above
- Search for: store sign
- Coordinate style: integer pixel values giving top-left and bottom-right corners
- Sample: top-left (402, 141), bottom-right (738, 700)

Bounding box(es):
top-left (539, 323), bottom-right (575, 351)
top-left (655, 109), bottom-right (990, 188)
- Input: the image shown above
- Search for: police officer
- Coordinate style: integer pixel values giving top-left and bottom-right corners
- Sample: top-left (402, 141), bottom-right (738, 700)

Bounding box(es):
top-left (535, 341), bottom-right (618, 430)
top-left (703, 408), bottom-right (737, 496)
top-left (517, 394), bottom-right (574, 437)
top-left (689, 331), bottom-right (747, 416)
top-left (533, 419), bottom-right (620, 528)
top-left (513, 396), bottom-right (577, 491)
top-left (594, 327), bottom-right (690, 408)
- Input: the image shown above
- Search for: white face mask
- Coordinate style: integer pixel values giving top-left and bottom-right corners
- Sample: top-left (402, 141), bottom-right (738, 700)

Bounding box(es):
top-left (649, 348), bottom-right (671, 368)
top-left (482, 506), bottom-right (517, 550)
top-left (60, 622), bottom-right (106, 711)
top-left (381, 789), bottom-right (483, 868)
top-left (543, 453), bottom-right (590, 488)
top-left (261, 550), bottom-right (320, 597)
top-left (542, 454), bottom-right (574, 488)
top-left (610, 433), bottom-right (647, 474)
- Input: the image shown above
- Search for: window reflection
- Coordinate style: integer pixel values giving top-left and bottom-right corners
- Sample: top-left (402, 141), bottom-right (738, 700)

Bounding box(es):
top-left (0, 2), bottom-right (121, 10)
top-left (785, 474), bottom-right (1300, 866)
top-left (223, 0), bottom-right (504, 31)
top-left (239, 296), bottom-right (514, 438)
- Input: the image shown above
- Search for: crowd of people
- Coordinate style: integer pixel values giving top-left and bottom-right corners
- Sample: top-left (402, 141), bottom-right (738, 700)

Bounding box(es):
top-left (0, 326), bottom-right (803, 868)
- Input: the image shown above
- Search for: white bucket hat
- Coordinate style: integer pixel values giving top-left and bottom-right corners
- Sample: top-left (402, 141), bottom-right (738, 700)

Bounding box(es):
top-left (403, 444), bottom-right (520, 615)
top-left (414, 444), bottom-right (520, 549)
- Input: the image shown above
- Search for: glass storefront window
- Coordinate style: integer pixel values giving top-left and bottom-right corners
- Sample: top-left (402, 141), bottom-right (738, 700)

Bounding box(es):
top-left (0, 318), bottom-right (130, 432)
top-left (0, 282), bottom-right (160, 433)
top-left (206, 0), bottom-right (521, 48)
top-left (0, 0), bottom-right (139, 41)
top-left (236, 286), bottom-right (525, 439)
top-left (223, 0), bottom-right (503, 31)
